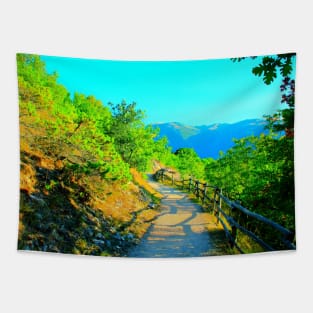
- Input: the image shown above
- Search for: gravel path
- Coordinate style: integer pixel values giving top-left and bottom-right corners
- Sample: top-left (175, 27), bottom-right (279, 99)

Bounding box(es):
top-left (128, 176), bottom-right (228, 258)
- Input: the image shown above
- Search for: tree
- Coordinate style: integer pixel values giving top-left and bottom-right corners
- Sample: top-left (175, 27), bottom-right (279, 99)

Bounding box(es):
top-left (174, 148), bottom-right (205, 179)
top-left (232, 53), bottom-right (296, 136)
top-left (17, 53), bottom-right (131, 182)
top-left (109, 100), bottom-right (157, 172)
top-left (232, 53), bottom-right (295, 85)
top-left (204, 134), bottom-right (294, 229)
top-left (209, 53), bottom-right (297, 230)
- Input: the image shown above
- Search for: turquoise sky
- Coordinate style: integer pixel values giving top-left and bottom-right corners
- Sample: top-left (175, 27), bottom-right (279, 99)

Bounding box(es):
top-left (41, 54), bottom-right (295, 126)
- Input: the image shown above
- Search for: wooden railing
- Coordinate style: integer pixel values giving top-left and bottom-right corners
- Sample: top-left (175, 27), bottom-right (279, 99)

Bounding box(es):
top-left (155, 168), bottom-right (296, 253)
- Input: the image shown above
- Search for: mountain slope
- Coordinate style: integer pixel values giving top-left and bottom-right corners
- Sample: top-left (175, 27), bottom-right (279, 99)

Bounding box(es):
top-left (17, 54), bottom-right (161, 256)
top-left (153, 119), bottom-right (268, 159)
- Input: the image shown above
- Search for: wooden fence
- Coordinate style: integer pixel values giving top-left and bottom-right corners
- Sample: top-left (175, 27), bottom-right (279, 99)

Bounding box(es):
top-left (155, 168), bottom-right (295, 253)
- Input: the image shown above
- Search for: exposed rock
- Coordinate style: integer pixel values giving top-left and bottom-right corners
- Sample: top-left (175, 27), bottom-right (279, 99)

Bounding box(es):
top-left (29, 194), bottom-right (47, 207)
top-left (93, 239), bottom-right (105, 247)
top-left (95, 233), bottom-right (104, 240)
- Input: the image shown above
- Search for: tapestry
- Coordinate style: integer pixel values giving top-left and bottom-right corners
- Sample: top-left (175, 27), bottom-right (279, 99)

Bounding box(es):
top-left (17, 53), bottom-right (296, 257)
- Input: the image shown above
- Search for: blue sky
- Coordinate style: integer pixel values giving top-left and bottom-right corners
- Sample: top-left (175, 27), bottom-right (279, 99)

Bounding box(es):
top-left (41, 54), bottom-right (295, 126)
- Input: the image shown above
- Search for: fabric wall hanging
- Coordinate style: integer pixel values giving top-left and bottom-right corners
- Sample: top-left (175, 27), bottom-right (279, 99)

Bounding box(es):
top-left (17, 53), bottom-right (296, 257)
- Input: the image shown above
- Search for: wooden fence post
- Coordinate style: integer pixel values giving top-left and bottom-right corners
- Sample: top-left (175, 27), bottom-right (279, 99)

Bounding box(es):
top-left (195, 180), bottom-right (200, 199)
top-left (216, 189), bottom-right (220, 224)
top-left (213, 187), bottom-right (217, 214)
top-left (202, 183), bottom-right (207, 204)
top-left (217, 188), bottom-right (222, 225)
top-left (189, 177), bottom-right (192, 192)
top-left (230, 224), bottom-right (237, 248)
top-left (214, 188), bottom-right (222, 225)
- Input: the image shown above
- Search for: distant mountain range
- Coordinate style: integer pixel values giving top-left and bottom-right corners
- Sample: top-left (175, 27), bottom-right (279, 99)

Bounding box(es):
top-left (152, 119), bottom-right (268, 159)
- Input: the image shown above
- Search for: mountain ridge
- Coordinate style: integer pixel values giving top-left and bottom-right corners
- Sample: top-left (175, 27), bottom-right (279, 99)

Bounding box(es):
top-left (152, 118), bottom-right (268, 159)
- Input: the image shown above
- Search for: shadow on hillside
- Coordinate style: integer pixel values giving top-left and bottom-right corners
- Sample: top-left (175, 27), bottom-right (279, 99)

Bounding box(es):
top-left (18, 160), bottom-right (135, 256)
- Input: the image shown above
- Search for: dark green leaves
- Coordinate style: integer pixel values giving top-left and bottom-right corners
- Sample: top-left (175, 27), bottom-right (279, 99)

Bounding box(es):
top-left (280, 57), bottom-right (293, 77)
top-left (252, 56), bottom-right (278, 85)
top-left (205, 134), bottom-right (295, 230)
top-left (251, 53), bottom-right (295, 85)
top-left (233, 53), bottom-right (296, 85)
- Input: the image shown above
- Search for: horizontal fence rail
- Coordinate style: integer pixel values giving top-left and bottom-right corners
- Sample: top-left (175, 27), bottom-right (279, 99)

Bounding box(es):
top-left (155, 168), bottom-right (295, 253)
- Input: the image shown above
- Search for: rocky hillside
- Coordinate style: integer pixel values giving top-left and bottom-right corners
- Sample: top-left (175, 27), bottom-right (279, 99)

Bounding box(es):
top-left (19, 146), bottom-right (161, 256)
top-left (17, 53), bottom-right (162, 256)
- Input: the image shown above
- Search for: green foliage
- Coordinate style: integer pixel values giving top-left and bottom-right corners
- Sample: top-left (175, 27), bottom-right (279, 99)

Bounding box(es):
top-left (45, 179), bottom-right (58, 191)
top-left (17, 53), bottom-right (178, 182)
top-left (174, 148), bottom-right (205, 179)
top-left (232, 53), bottom-right (295, 85)
top-left (152, 136), bottom-right (176, 166)
top-left (252, 56), bottom-right (278, 85)
top-left (17, 52), bottom-right (296, 255)
top-left (109, 100), bottom-right (158, 172)
top-left (73, 93), bottom-right (111, 132)
top-left (205, 134), bottom-right (294, 230)
top-left (152, 139), bottom-right (208, 180)
top-left (265, 76), bottom-right (295, 134)
top-left (218, 52), bottom-right (296, 239)
top-left (232, 53), bottom-right (296, 135)
top-left (17, 53), bottom-right (132, 182)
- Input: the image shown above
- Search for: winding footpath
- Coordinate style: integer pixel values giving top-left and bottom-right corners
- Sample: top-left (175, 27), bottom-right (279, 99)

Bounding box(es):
top-left (128, 176), bottom-right (229, 258)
